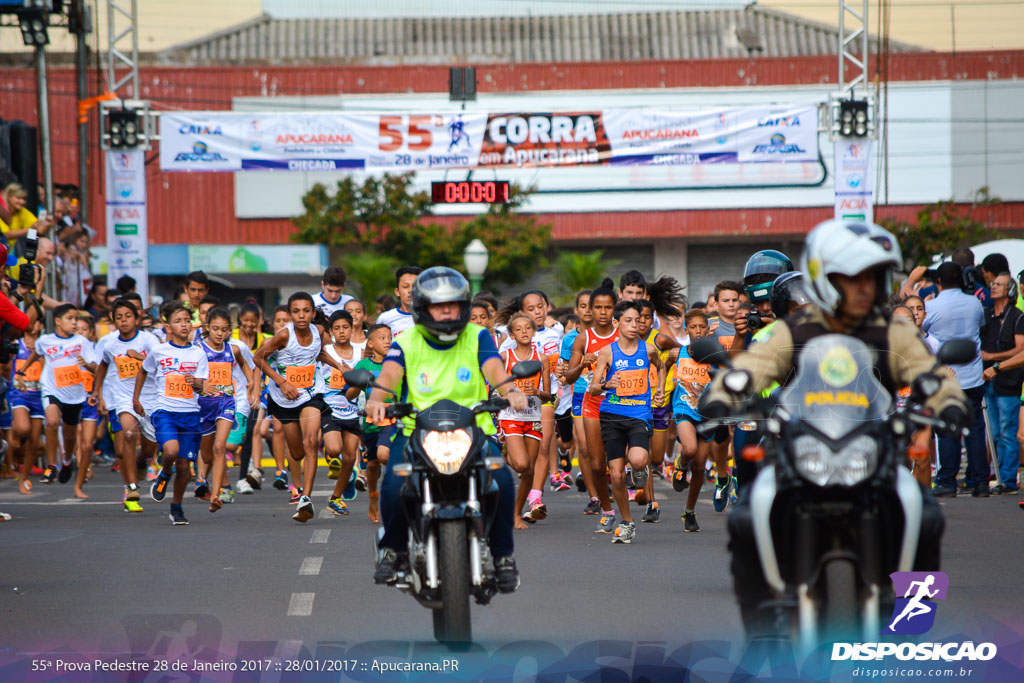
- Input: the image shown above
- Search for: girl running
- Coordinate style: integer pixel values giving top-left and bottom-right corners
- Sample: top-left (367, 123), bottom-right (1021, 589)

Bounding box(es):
top-left (344, 298), bottom-right (369, 359)
top-left (75, 313), bottom-right (101, 492)
top-left (10, 318), bottom-right (44, 496)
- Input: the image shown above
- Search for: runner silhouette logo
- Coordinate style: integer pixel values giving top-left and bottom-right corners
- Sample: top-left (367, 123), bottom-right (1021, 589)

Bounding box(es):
top-left (884, 571), bottom-right (949, 635)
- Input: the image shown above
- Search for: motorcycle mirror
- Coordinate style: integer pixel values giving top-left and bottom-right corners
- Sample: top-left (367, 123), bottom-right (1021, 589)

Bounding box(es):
top-left (723, 368), bottom-right (752, 395)
top-left (690, 337), bottom-right (731, 367)
top-left (912, 373), bottom-right (942, 400)
top-left (343, 369), bottom-right (375, 389)
top-left (511, 360), bottom-right (543, 379)
top-left (936, 339), bottom-right (977, 366)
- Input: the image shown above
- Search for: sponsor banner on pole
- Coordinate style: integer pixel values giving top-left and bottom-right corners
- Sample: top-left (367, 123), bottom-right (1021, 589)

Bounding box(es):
top-left (834, 139), bottom-right (875, 222)
top-left (159, 106), bottom-right (820, 173)
top-left (105, 149), bottom-right (148, 303)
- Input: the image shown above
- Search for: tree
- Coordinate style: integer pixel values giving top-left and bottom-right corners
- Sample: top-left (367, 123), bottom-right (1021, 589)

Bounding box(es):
top-left (554, 249), bottom-right (620, 297)
top-left (879, 188), bottom-right (1001, 268)
top-left (340, 251), bottom-right (398, 311)
top-left (291, 174), bottom-right (550, 288)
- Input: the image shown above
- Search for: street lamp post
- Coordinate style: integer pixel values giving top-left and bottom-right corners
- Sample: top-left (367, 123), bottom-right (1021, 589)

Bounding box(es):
top-left (463, 239), bottom-right (489, 296)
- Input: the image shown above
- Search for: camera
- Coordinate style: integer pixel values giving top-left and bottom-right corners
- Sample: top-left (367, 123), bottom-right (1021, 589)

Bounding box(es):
top-left (961, 265), bottom-right (978, 294)
top-left (18, 228), bottom-right (39, 290)
top-left (0, 324), bottom-right (19, 364)
top-left (746, 311), bottom-right (765, 332)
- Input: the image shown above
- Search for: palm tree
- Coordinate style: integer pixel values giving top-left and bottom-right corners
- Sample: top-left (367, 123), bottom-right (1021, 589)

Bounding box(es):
top-left (554, 249), bottom-right (618, 296)
top-left (342, 251), bottom-right (399, 316)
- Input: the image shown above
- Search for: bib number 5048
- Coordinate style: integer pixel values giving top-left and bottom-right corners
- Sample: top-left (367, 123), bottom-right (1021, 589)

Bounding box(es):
top-left (379, 115), bottom-right (444, 151)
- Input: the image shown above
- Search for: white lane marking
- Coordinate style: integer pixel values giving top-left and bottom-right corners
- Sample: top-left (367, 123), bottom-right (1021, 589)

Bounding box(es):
top-left (287, 592), bottom-right (315, 616)
top-left (319, 508), bottom-right (333, 519)
top-left (310, 529), bottom-right (330, 543)
top-left (298, 557), bottom-right (323, 576)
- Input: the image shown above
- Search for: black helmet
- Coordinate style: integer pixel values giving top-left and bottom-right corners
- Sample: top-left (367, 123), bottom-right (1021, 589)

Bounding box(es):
top-left (770, 271), bottom-right (812, 320)
top-left (410, 266), bottom-right (472, 342)
top-left (743, 250), bottom-right (795, 303)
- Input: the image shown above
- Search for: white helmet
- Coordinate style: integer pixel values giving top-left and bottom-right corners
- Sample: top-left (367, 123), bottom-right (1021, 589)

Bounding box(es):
top-left (799, 219), bottom-right (903, 315)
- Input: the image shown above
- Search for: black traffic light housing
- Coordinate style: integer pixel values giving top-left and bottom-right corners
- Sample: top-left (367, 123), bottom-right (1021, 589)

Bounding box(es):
top-left (838, 99), bottom-right (869, 138)
top-left (107, 108), bottom-right (142, 149)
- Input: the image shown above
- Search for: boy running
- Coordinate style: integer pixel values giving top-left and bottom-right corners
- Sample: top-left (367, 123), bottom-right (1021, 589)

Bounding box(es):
top-left (346, 323), bottom-right (394, 523)
top-left (321, 311), bottom-right (363, 516)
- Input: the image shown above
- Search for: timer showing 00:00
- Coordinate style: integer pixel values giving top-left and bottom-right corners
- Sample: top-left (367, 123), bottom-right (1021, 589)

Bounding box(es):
top-left (431, 181), bottom-right (510, 204)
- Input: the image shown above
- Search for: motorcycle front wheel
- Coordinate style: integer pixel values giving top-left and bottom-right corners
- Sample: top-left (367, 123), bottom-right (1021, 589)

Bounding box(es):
top-left (434, 520), bottom-right (472, 648)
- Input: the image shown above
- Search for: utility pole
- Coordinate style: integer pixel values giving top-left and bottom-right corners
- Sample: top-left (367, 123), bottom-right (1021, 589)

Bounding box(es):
top-left (70, 0), bottom-right (92, 224)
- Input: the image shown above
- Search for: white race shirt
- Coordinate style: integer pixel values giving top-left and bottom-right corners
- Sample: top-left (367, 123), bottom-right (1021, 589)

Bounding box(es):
top-left (141, 341), bottom-right (209, 414)
top-left (36, 333), bottom-right (95, 404)
top-left (267, 323), bottom-right (324, 409)
top-left (377, 307), bottom-right (415, 337)
top-left (97, 329), bottom-right (161, 413)
top-left (320, 344), bottom-right (359, 421)
top-left (228, 338), bottom-right (257, 417)
top-left (314, 291), bottom-right (355, 318)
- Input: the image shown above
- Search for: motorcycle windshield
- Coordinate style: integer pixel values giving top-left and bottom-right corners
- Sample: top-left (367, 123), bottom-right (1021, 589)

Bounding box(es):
top-left (777, 335), bottom-right (892, 441)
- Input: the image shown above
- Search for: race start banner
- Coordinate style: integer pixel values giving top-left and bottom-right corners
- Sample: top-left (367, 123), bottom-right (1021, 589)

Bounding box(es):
top-left (104, 149), bottom-right (149, 303)
top-left (159, 106), bottom-right (820, 173)
top-left (834, 139), bottom-right (875, 223)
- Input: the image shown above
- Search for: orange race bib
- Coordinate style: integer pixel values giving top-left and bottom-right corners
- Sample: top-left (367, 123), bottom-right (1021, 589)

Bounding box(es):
top-left (164, 374), bottom-right (194, 399)
top-left (716, 335), bottom-right (734, 351)
top-left (285, 364), bottom-right (315, 389)
top-left (676, 358), bottom-right (710, 386)
top-left (616, 368), bottom-right (649, 397)
top-left (81, 370), bottom-right (94, 394)
top-left (16, 358), bottom-right (42, 383)
top-left (54, 364), bottom-right (83, 389)
top-left (329, 368), bottom-right (347, 391)
top-left (208, 362), bottom-right (232, 386)
top-left (115, 355), bottom-right (141, 380)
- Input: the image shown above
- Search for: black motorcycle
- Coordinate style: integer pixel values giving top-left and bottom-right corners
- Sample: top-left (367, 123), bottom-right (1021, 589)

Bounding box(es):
top-left (344, 360), bottom-right (541, 648)
top-left (691, 334), bottom-right (973, 650)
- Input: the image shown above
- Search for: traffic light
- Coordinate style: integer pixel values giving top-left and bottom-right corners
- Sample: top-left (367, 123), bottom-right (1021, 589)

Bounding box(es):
top-left (107, 108), bottom-right (142, 149)
top-left (838, 99), bottom-right (869, 138)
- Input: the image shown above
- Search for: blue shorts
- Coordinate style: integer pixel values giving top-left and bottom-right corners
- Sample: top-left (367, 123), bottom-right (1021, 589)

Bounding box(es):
top-left (81, 401), bottom-right (100, 422)
top-left (0, 402), bottom-right (10, 431)
top-left (10, 390), bottom-right (44, 420)
top-left (199, 395), bottom-right (236, 437)
top-left (571, 392), bottom-right (584, 419)
top-left (151, 409), bottom-right (202, 462)
top-left (108, 410), bottom-right (122, 434)
top-left (652, 403), bottom-right (671, 431)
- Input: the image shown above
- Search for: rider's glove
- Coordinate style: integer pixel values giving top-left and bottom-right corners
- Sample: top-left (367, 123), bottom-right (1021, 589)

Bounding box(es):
top-left (939, 403), bottom-right (971, 434)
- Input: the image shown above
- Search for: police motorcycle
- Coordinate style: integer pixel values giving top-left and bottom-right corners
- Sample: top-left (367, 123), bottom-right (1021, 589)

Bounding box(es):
top-left (691, 334), bottom-right (974, 651)
top-left (344, 360), bottom-right (541, 647)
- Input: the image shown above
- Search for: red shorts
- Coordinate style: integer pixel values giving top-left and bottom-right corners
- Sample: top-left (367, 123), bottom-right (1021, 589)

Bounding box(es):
top-left (500, 419), bottom-right (542, 441)
top-left (581, 393), bottom-right (604, 420)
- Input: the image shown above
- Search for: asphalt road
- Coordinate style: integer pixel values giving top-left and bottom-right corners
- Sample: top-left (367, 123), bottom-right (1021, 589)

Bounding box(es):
top-left (0, 464), bottom-right (1022, 681)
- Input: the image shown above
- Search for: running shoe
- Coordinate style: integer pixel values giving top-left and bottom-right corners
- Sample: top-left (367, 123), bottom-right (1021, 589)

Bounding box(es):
top-left (596, 512), bottom-right (616, 533)
top-left (273, 469), bottom-right (288, 490)
top-left (682, 511), bottom-right (700, 532)
top-left (612, 521), bottom-right (636, 544)
top-left (713, 476), bottom-right (731, 513)
top-left (523, 500), bottom-right (547, 523)
top-left (342, 472), bottom-right (357, 501)
top-left (219, 487), bottom-right (234, 504)
top-left (146, 464), bottom-right (159, 481)
top-left (548, 473), bottom-right (562, 492)
top-left (729, 475), bottom-right (739, 506)
top-left (558, 448), bottom-right (572, 473)
top-left (629, 466), bottom-right (650, 489)
top-left (494, 555), bottom-right (521, 593)
top-left (57, 459), bottom-right (74, 484)
top-left (627, 489), bottom-right (636, 502)
top-left (194, 477), bottom-right (210, 500)
top-left (672, 466), bottom-right (689, 492)
top-left (124, 483), bottom-right (141, 501)
top-left (288, 486), bottom-right (301, 504)
top-left (354, 472), bottom-right (368, 492)
top-left (0, 512), bottom-right (11, 522)
top-left (641, 502), bottom-right (661, 523)
top-left (236, 479), bottom-right (254, 495)
top-left (560, 472), bottom-right (575, 489)
top-left (327, 497), bottom-right (348, 516)
top-left (584, 497), bottom-right (601, 515)
top-left (576, 473), bottom-right (587, 492)
top-left (327, 456), bottom-right (341, 480)
top-left (550, 474), bottom-right (571, 492)
top-left (245, 467), bottom-right (264, 490)
top-left (169, 504), bottom-right (189, 525)
top-left (293, 496), bottom-right (315, 523)
top-left (151, 471), bottom-right (171, 502)
top-left (123, 499), bottom-right (144, 513)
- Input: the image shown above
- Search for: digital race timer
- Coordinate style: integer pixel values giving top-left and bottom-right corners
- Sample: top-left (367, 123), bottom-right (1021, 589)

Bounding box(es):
top-left (431, 180), bottom-right (510, 204)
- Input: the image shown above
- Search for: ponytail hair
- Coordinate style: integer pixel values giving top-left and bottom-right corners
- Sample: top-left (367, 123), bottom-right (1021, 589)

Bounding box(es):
top-left (645, 275), bottom-right (687, 317)
top-left (496, 289), bottom-right (550, 326)
top-left (589, 278), bottom-right (618, 307)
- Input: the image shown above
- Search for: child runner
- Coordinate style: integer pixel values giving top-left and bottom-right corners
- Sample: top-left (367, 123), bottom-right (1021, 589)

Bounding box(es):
top-left (254, 292), bottom-right (347, 523)
top-left (227, 320), bottom-right (261, 494)
top-left (76, 313), bottom-right (101, 491)
top-left (376, 266), bottom-right (422, 337)
top-left (320, 310), bottom-right (363, 515)
top-left (346, 323), bottom-right (394, 523)
top-left (564, 279), bottom-right (619, 525)
top-left (552, 311), bottom-right (580, 489)
top-left (665, 309), bottom-right (717, 533)
top-left (558, 290), bottom-right (599, 502)
top-left (498, 313), bottom-right (551, 528)
top-left (10, 318), bottom-right (44, 495)
top-left (344, 298), bottom-right (368, 359)
top-left (136, 302), bottom-right (211, 525)
top-left (588, 300), bottom-right (665, 543)
top-left (262, 305), bottom-right (295, 492)
top-left (24, 303), bottom-right (96, 498)
top-left (91, 297), bottom-right (160, 512)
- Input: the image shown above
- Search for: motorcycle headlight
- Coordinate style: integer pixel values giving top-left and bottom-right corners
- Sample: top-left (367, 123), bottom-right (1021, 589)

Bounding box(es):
top-left (792, 434), bottom-right (878, 487)
top-left (421, 429), bottom-right (473, 475)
